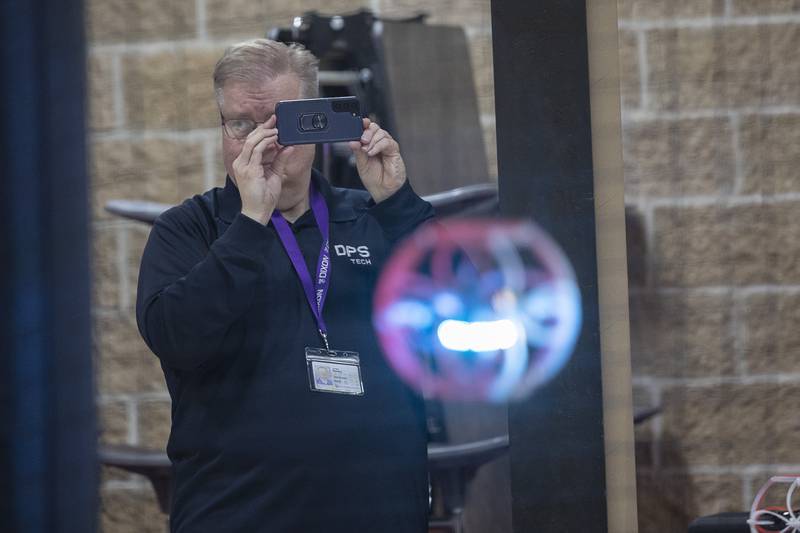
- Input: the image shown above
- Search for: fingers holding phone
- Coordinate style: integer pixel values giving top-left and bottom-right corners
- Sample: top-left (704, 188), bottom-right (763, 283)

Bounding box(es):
top-left (268, 96), bottom-right (406, 204)
top-left (234, 117), bottom-right (285, 225)
top-left (233, 117), bottom-right (277, 169)
top-left (350, 118), bottom-right (406, 203)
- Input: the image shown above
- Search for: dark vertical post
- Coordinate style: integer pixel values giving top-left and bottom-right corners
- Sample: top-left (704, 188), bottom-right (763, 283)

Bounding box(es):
top-left (490, 1), bottom-right (608, 532)
top-left (0, 1), bottom-right (96, 532)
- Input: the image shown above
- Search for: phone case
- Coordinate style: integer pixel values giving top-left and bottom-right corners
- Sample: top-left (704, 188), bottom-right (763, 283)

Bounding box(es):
top-left (275, 96), bottom-right (363, 146)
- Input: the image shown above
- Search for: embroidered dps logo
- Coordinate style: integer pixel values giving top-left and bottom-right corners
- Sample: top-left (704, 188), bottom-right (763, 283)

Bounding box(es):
top-left (334, 244), bottom-right (372, 265)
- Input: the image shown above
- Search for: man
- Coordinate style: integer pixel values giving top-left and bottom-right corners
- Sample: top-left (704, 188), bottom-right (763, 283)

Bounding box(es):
top-left (136, 39), bottom-right (434, 533)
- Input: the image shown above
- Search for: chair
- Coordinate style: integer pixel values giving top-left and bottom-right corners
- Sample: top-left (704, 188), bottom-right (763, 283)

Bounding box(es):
top-left (99, 436), bottom-right (510, 533)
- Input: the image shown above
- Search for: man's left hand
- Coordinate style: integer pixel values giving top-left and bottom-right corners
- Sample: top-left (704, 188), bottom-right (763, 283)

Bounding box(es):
top-left (349, 118), bottom-right (407, 203)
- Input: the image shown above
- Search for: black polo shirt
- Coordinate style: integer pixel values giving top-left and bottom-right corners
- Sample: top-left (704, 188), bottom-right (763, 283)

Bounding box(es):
top-left (136, 171), bottom-right (435, 533)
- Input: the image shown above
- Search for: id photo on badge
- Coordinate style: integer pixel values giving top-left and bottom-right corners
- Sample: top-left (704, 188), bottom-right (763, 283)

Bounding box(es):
top-left (306, 348), bottom-right (364, 396)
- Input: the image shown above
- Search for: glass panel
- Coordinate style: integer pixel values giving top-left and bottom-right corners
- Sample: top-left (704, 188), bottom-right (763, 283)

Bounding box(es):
top-left (76, 0), bottom-right (800, 531)
top-left (86, 1), bottom-right (509, 532)
top-left (619, 1), bottom-right (800, 532)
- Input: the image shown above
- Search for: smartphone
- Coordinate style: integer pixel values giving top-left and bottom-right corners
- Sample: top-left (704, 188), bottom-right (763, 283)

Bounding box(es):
top-left (275, 96), bottom-right (363, 146)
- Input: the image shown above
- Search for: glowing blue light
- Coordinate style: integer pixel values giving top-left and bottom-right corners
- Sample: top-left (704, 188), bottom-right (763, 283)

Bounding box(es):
top-left (373, 219), bottom-right (583, 402)
top-left (437, 319), bottom-right (519, 352)
top-left (524, 286), bottom-right (555, 319)
top-left (384, 300), bottom-right (434, 329)
top-left (432, 292), bottom-right (463, 318)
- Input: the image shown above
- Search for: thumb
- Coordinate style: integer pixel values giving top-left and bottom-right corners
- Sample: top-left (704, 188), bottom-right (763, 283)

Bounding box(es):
top-left (270, 145), bottom-right (295, 176)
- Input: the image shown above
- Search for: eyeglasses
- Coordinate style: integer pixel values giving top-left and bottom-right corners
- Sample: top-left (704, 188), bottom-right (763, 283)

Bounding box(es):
top-left (220, 115), bottom-right (272, 140)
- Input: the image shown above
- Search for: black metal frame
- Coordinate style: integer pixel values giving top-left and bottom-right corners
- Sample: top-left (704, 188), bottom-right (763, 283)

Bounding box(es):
top-left (0, 1), bottom-right (95, 532)
top-left (491, 0), bottom-right (609, 531)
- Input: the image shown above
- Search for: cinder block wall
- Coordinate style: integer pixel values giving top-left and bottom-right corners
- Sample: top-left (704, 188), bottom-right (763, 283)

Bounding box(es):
top-left (619, 1), bottom-right (800, 531)
top-left (85, 1), bottom-right (493, 531)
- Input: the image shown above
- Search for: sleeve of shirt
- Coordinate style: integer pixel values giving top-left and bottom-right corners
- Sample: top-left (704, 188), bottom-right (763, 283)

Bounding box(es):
top-left (367, 179), bottom-right (435, 243)
top-left (136, 207), bottom-right (273, 372)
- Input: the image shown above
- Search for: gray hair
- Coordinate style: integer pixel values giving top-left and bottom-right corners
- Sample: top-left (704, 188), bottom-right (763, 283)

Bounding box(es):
top-left (213, 38), bottom-right (319, 105)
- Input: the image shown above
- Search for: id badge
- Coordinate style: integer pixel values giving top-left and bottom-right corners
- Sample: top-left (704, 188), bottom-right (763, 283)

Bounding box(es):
top-left (305, 347), bottom-right (364, 396)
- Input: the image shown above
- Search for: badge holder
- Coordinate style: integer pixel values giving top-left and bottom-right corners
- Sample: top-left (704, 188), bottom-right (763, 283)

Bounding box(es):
top-left (306, 347), bottom-right (364, 396)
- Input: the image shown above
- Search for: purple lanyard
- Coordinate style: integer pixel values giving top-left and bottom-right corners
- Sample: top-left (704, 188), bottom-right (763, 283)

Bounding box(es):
top-left (271, 184), bottom-right (332, 350)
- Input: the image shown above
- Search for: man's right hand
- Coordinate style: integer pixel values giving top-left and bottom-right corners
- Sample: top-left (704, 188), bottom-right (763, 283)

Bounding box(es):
top-left (233, 115), bottom-right (294, 225)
